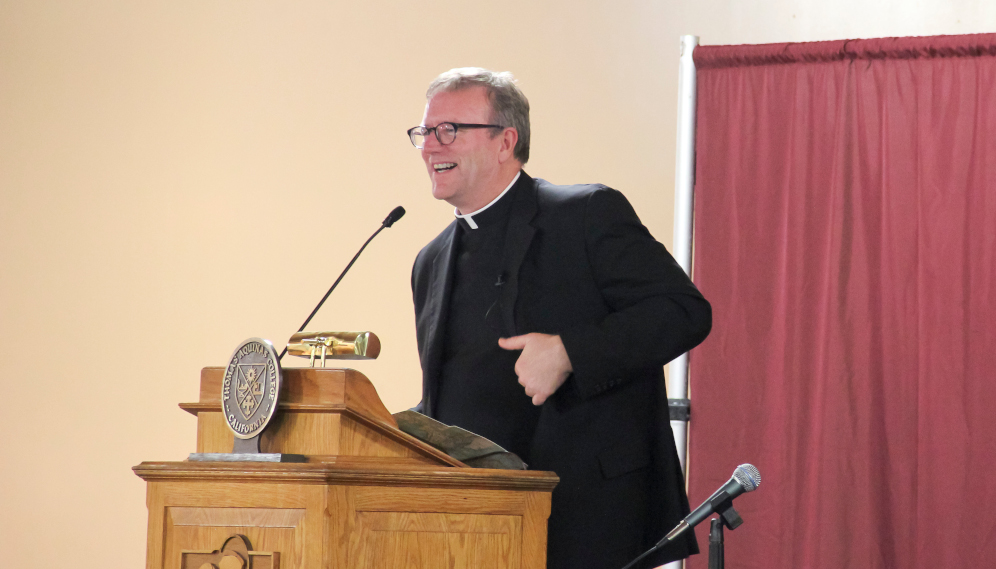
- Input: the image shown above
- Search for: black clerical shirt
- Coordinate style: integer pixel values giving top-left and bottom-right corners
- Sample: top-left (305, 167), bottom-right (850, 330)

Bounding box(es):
top-left (434, 185), bottom-right (542, 463)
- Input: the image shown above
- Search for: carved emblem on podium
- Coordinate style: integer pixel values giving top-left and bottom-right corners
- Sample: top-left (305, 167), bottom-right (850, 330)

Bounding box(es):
top-left (181, 534), bottom-right (279, 569)
top-left (222, 338), bottom-right (281, 440)
top-left (237, 365), bottom-right (264, 418)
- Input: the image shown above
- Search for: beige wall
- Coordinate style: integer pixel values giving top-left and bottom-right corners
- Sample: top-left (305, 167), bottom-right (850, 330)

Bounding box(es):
top-left (0, 1), bottom-right (991, 566)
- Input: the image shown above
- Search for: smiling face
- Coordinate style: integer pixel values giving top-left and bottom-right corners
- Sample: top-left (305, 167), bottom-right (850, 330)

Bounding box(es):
top-left (420, 86), bottom-right (520, 213)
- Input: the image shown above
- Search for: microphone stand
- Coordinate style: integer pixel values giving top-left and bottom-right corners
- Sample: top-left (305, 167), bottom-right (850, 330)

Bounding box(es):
top-left (708, 517), bottom-right (724, 569)
top-left (619, 499), bottom-right (744, 569)
top-left (620, 465), bottom-right (759, 569)
top-left (277, 207), bottom-right (404, 361)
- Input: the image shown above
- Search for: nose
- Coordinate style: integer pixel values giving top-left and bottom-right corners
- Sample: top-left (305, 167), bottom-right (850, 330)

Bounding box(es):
top-left (421, 128), bottom-right (443, 151)
top-left (420, 137), bottom-right (436, 163)
top-left (421, 134), bottom-right (444, 164)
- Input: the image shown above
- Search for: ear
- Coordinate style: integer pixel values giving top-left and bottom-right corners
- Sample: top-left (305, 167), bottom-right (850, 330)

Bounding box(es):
top-left (496, 127), bottom-right (519, 164)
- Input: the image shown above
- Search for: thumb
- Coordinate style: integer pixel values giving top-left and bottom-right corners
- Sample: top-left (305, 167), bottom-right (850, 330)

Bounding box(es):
top-left (498, 335), bottom-right (528, 350)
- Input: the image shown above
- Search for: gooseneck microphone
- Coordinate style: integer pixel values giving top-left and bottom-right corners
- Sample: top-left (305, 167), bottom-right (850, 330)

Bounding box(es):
top-left (620, 464), bottom-right (761, 569)
top-left (277, 206), bottom-right (406, 360)
top-left (383, 205), bottom-right (406, 227)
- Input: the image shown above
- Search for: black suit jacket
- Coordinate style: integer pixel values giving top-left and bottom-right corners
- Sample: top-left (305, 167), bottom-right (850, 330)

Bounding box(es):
top-left (412, 172), bottom-right (710, 569)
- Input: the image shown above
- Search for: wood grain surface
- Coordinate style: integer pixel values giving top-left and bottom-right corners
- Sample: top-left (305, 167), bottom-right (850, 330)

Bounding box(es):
top-left (137, 366), bottom-right (556, 569)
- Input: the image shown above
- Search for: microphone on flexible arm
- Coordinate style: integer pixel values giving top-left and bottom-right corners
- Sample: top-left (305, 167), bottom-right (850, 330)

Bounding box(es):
top-left (382, 206), bottom-right (406, 227)
top-left (277, 206), bottom-right (406, 361)
top-left (620, 464), bottom-right (761, 569)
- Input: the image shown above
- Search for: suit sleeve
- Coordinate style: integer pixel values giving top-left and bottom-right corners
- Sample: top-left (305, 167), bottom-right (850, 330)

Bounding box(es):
top-left (557, 188), bottom-right (711, 399)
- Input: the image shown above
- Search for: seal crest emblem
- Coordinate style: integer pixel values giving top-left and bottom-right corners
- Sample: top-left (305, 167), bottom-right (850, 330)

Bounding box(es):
top-left (222, 338), bottom-right (282, 439)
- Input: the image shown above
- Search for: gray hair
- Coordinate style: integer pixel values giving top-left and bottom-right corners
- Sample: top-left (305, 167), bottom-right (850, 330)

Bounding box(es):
top-left (427, 67), bottom-right (531, 164)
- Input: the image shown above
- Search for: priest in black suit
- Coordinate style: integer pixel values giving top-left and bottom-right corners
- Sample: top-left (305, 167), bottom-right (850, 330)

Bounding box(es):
top-left (407, 67), bottom-right (711, 569)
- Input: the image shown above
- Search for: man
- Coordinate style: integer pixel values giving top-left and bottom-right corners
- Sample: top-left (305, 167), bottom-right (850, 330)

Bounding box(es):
top-left (408, 68), bottom-right (710, 569)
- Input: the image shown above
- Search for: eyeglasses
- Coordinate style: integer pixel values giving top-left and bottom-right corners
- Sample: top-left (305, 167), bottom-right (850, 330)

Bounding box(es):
top-left (407, 122), bottom-right (504, 149)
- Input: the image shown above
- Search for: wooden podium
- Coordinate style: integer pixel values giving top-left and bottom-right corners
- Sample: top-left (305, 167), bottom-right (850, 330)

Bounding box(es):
top-left (133, 367), bottom-right (558, 569)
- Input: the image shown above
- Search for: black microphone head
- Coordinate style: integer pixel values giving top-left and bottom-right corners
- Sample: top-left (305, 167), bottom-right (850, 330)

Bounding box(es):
top-left (733, 464), bottom-right (761, 492)
top-left (383, 206), bottom-right (406, 227)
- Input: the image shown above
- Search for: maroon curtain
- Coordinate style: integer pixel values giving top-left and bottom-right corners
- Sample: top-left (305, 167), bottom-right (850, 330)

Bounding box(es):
top-left (688, 34), bottom-right (996, 569)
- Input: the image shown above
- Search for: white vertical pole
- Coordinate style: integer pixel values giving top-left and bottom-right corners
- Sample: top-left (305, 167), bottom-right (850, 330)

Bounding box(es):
top-left (664, 34), bottom-right (698, 569)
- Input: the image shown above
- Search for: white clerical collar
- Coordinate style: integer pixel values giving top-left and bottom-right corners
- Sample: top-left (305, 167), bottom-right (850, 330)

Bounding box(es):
top-left (454, 171), bottom-right (521, 230)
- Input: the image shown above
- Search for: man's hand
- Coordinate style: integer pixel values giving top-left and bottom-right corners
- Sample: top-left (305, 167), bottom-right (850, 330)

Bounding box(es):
top-left (498, 333), bottom-right (573, 405)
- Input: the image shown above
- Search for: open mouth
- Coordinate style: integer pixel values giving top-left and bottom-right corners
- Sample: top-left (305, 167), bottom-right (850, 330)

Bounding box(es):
top-left (433, 162), bottom-right (457, 172)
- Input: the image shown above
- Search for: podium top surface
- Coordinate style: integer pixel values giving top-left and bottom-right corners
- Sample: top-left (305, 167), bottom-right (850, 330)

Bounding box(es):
top-left (133, 460), bottom-right (559, 491)
top-left (178, 366), bottom-right (477, 468)
top-left (183, 366), bottom-right (396, 424)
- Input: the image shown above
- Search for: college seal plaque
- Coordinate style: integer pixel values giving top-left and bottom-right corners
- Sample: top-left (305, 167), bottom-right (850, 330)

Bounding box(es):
top-left (188, 337), bottom-right (304, 462)
top-left (222, 338), bottom-right (281, 440)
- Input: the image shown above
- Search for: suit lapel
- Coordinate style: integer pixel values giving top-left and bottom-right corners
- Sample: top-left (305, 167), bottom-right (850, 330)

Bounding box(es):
top-left (500, 173), bottom-right (538, 336)
top-left (421, 221), bottom-right (459, 416)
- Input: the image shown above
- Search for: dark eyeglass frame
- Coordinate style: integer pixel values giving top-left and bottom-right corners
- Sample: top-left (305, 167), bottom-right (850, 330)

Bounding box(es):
top-left (407, 122), bottom-right (505, 148)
